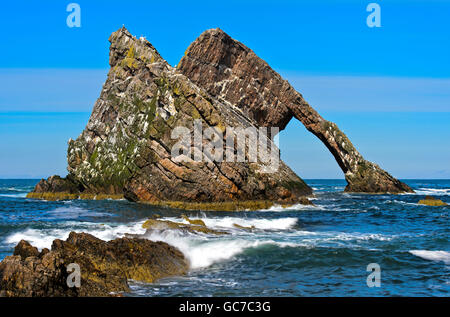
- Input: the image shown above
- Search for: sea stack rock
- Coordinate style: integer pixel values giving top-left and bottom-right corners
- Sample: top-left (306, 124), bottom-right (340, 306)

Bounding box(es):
top-left (178, 28), bottom-right (413, 194)
top-left (28, 27), bottom-right (312, 210)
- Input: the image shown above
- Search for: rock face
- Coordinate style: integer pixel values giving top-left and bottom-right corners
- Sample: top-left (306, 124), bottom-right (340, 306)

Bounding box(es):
top-left (178, 28), bottom-right (413, 194)
top-left (0, 232), bottom-right (188, 297)
top-left (28, 27), bottom-right (312, 209)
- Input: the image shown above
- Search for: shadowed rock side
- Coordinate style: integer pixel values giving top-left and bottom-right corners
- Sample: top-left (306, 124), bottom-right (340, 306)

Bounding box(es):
top-left (0, 232), bottom-right (188, 297)
top-left (178, 28), bottom-right (413, 194)
top-left (28, 27), bottom-right (312, 209)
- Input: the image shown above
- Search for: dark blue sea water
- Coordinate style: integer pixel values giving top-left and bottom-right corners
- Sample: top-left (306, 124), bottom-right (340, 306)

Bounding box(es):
top-left (0, 179), bottom-right (448, 296)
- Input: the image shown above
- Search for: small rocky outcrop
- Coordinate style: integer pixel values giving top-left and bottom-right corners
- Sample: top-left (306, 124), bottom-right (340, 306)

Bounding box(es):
top-left (233, 223), bottom-right (255, 231)
top-left (418, 196), bottom-right (448, 206)
top-left (181, 214), bottom-right (206, 226)
top-left (178, 28), bottom-right (413, 194)
top-left (0, 232), bottom-right (188, 297)
top-left (28, 27), bottom-right (312, 209)
top-left (26, 175), bottom-right (123, 201)
top-left (142, 218), bottom-right (228, 235)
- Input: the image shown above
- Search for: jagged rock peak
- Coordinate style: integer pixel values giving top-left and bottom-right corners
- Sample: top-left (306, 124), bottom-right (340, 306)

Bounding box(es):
top-left (108, 26), bottom-right (165, 69)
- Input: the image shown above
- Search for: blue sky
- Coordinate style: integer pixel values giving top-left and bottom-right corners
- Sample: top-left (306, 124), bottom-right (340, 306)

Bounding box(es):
top-left (0, 0), bottom-right (449, 178)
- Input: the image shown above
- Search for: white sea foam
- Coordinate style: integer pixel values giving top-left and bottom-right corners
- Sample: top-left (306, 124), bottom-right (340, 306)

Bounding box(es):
top-left (143, 229), bottom-right (297, 269)
top-left (385, 200), bottom-right (419, 206)
top-left (0, 193), bottom-right (27, 198)
top-left (5, 221), bottom-right (146, 250)
top-left (409, 250), bottom-right (450, 265)
top-left (164, 216), bottom-right (298, 231)
top-left (260, 203), bottom-right (324, 212)
top-left (401, 188), bottom-right (450, 196)
top-left (4, 214), bottom-right (301, 269)
top-left (4, 209), bottom-right (400, 271)
top-left (6, 228), bottom-right (70, 249)
top-left (0, 187), bottom-right (28, 191)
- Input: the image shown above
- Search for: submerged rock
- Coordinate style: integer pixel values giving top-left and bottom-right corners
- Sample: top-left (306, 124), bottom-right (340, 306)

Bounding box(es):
top-left (181, 214), bottom-right (206, 226)
top-left (142, 218), bottom-right (228, 235)
top-left (28, 26), bottom-right (312, 210)
top-left (233, 223), bottom-right (256, 231)
top-left (178, 28), bottom-right (413, 194)
top-left (0, 232), bottom-right (188, 297)
top-left (418, 196), bottom-right (448, 206)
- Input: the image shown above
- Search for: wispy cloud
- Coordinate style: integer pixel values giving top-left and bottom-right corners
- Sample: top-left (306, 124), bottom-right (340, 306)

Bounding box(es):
top-left (2, 69), bottom-right (448, 113)
top-left (282, 72), bottom-right (450, 112)
top-left (0, 68), bottom-right (108, 112)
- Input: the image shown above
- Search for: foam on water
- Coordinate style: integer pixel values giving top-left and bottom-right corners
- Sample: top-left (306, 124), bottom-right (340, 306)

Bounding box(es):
top-left (417, 188), bottom-right (450, 196)
top-left (261, 203), bottom-right (324, 212)
top-left (5, 221), bottom-right (147, 250)
top-left (4, 211), bottom-right (399, 271)
top-left (164, 215), bottom-right (299, 230)
top-left (142, 229), bottom-right (298, 269)
top-left (409, 250), bottom-right (450, 265)
top-left (0, 193), bottom-right (27, 198)
top-left (6, 228), bottom-right (70, 249)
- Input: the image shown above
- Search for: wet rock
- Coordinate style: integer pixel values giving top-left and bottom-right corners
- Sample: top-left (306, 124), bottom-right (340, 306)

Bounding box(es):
top-left (142, 218), bottom-right (228, 235)
top-left (233, 223), bottom-right (255, 231)
top-left (13, 240), bottom-right (39, 260)
top-left (178, 28), bottom-right (413, 194)
top-left (181, 214), bottom-right (206, 226)
top-left (0, 232), bottom-right (188, 297)
top-left (418, 196), bottom-right (448, 206)
top-left (26, 174), bottom-right (123, 201)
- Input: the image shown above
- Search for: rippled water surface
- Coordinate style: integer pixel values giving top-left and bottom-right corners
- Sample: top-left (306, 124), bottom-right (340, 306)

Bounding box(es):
top-left (0, 179), bottom-right (448, 296)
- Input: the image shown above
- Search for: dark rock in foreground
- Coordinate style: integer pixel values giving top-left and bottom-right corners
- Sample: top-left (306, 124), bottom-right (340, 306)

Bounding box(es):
top-left (178, 28), bottom-right (413, 194)
top-left (0, 232), bottom-right (188, 297)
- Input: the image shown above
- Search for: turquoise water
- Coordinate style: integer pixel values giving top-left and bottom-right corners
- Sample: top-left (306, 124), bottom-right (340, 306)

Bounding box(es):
top-left (0, 179), bottom-right (448, 296)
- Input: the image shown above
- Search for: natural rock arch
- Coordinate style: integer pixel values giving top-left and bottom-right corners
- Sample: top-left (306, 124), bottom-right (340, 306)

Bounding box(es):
top-left (177, 28), bottom-right (413, 193)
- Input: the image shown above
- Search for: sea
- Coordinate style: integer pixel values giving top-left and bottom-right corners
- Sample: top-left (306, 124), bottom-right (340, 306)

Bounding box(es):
top-left (0, 179), bottom-right (448, 297)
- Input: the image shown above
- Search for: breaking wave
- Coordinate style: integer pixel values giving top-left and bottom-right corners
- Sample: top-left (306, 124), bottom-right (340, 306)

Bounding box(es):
top-left (409, 250), bottom-right (450, 265)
